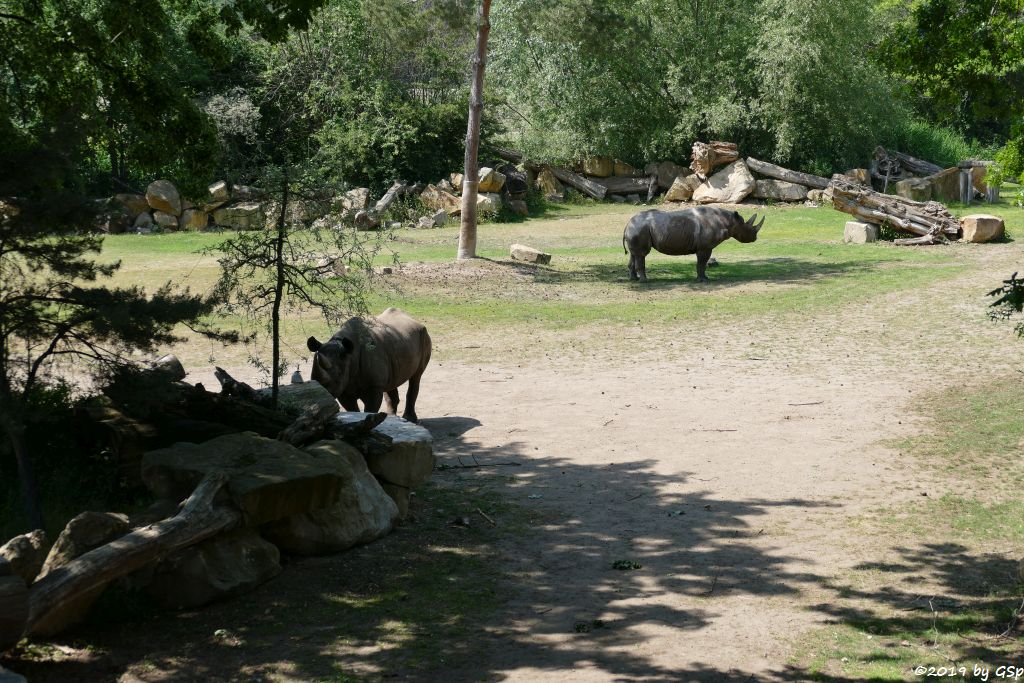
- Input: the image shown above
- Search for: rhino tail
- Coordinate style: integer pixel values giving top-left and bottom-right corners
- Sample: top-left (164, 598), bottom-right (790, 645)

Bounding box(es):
top-left (622, 232), bottom-right (627, 254)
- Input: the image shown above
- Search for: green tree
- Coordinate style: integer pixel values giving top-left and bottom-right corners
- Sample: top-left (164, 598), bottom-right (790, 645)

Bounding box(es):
top-left (876, 0), bottom-right (1024, 140)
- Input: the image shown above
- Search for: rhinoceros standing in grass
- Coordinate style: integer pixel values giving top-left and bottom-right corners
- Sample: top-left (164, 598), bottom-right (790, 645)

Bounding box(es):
top-left (622, 207), bottom-right (764, 282)
top-left (307, 307), bottom-right (431, 422)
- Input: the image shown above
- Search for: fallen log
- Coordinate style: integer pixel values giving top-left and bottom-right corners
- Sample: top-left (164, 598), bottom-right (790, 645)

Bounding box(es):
top-left (592, 175), bottom-right (658, 195)
top-left (27, 472), bottom-right (240, 637)
top-left (690, 141), bottom-right (739, 179)
top-left (373, 181), bottom-right (418, 214)
top-left (1, 575), bottom-right (28, 652)
top-left (279, 402), bottom-right (347, 447)
top-left (745, 157), bottom-right (830, 190)
top-left (549, 167), bottom-right (607, 200)
top-left (870, 146), bottom-right (944, 188)
top-left (829, 177), bottom-right (960, 242)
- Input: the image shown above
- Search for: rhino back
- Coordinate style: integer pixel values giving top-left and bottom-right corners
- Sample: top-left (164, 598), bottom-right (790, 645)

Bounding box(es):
top-left (649, 208), bottom-right (731, 255)
top-left (362, 308), bottom-right (430, 391)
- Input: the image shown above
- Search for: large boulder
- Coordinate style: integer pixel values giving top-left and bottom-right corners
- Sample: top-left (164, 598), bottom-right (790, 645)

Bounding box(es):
top-left (133, 211), bottom-right (154, 232)
top-left (582, 156), bottom-right (614, 178)
top-left (497, 164), bottom-right (529, 198)
top-left (506, 199), bottom-right (529, 217)
top-left (336, 414), bottom-right (435, 490)
top-left (536, 168), bottom-right (565, 202)
top-left (893, 178), bottom-right (932, 202)
top-left (614, 159), bottom-right (638, 176)
top-left (664, 175), bottom-right (702, 202)
top-left (180, 208), bottom-right (208, 231)
top-left (645, 161), bottom-right (689, 190)
top-left (478, 167), bottom-right (506, 193)
top-left (692, 160), bottom-right (756, 204)
top-left (753, 179), bottom-right (808, 202)
top-left (142, 529), bottom-right (281, 610)
top-left (38, 512), bottom-right (130, 581)
top-left (212, 202), bottom-right (265, 230)
top-left (142, 433), bottom-right (350, 525)
top-left (208, 180), bottom-right (230, 203)
top-left (152, 211), bottom-right (178, 231)
top-left (337, 187), bottom-right (371, 212)
top-left (255, 380), bottom-right (338, 418)
top-left (420, 184), bottom-right (462, 215)
top-left (262, 441), bottom-right (398, 555)
top-left (146, 180), bottom-right (182, 216)
top-left (928, 167), bottom-right (961, 203)
top-left (961, 214), bottom-right (1005, 243)
top-left (510, 244), bottom-right (551, 264)
top-left (113, 193), bottom-right (150, 217)
top-left (477, 193), bottom-right (502, 214)
top-left (0, 530), bottom-right (48, 584)
top-left (843, 169), bottom-right (872, 187)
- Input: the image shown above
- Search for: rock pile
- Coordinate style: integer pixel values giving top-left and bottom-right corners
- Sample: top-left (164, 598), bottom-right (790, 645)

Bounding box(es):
top-left (0, 365), bottom-right (435, 644)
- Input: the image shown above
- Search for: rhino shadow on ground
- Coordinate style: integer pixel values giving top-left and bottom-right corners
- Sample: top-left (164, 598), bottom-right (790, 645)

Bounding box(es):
top-left (8, 422), bottom-right (1020, 682)
top-left (533, 256), bottom-right (881, 290)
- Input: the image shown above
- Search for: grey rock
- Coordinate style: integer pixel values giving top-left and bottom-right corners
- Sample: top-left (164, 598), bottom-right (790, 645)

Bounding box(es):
top-left (0, 530), bottom-right (48, 584)
top-left (144, 528), bottom-right (280, 609)
top-left (692, 160), bottom-right (756, 204)
top-left (262, 441), bottom-right (398, 555)
top-left (844, 221), bottom-right (879, 244)
top-left (753, 179), bottom-right (808, 202)
top-left (142, 432), bottom-right (351, 526)
top-left (146, 179), bottom-right (182, 216)
top-left (510, 244), bottom-right (552, 265)
top-left (39, 512), bottom-right (129, 581)
top-left (335, 413), bottom-right (435, 489)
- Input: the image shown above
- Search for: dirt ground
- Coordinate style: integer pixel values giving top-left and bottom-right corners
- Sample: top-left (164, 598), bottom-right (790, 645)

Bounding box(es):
top-left (6, 237), bottom-right (1024, 682)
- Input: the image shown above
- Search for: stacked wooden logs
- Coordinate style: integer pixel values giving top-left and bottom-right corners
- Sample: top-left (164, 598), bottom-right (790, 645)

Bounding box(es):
top-left (829, 177), bottom-right (961, 244)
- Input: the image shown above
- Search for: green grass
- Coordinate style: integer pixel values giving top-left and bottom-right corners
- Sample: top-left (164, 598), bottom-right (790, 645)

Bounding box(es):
top-left (791, 379), bottom-right (1024, 681)
top-left (94, 202), bottom-right (992, 367)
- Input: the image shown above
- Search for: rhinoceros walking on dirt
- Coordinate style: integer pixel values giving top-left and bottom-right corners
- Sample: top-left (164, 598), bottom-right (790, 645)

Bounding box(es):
top-left (307, 307), bottom-right (432, 422)
top-left (622, 207), bottom-right (764, 282)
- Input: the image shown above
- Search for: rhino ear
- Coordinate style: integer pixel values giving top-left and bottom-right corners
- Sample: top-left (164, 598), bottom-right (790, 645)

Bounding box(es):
top-left (340, 337), bottom-right (354, 353)
top-left (307, 336), bottom-right (322, 352)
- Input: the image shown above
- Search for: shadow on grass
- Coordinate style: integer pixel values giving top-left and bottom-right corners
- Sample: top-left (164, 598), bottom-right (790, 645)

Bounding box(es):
top-left (535, 256), bottom-right (884, 290)
top-left (7, 420), bottom-right (1022, 681)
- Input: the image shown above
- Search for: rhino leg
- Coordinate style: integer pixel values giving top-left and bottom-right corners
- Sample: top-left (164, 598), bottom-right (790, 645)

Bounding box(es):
top-left (634, 253), bottom-right (648, 282)
top-left (696, 249), bottom-right (712, 282)
top-left (628, 254), bottom-right (638, 281)
top-left (362, 390), bottom-right (384, 413)
top-left (340, 397), bottom-right (360, 412)
top-left (403, 373), bottom-right (423, 423)
top-left (384, 388), bottom-right (400, 415)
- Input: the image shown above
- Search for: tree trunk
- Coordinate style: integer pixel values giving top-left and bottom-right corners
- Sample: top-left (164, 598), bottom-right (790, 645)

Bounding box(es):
top-left (745, 157), bottom-right (831, 190)
top-left (272, 166), bottom-right (288, 408)
top-left (690, 141), bottom-right (739, 179)
top-left (829, 177), bottom-right (961, 240)
top-left (27, 472), bottom-right (240, 637)
top-left (3, 416), bottom-right (43, 530)
top-left (457, 0), bottom-right (492, 261)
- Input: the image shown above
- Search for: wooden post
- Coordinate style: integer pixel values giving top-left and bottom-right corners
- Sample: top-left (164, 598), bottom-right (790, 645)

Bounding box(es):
top-left (457, 0), bottom-right (493, 261)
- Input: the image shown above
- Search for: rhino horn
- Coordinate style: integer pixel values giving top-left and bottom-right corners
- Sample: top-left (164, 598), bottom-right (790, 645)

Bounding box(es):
top-left (745, 214), bottom-right (765, 231)
top-left (307, 336), bottom-right (322, 352)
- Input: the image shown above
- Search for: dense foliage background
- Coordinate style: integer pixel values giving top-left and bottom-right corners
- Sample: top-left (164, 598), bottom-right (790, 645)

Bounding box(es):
top-left (3, 0), bottom-right (1021, 202)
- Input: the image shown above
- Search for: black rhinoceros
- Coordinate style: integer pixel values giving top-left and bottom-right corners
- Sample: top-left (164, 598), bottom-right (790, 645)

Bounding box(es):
top-left (622, 207), bottom-right (764, 282)
top-left (307, 307), bottom-right (432, 422)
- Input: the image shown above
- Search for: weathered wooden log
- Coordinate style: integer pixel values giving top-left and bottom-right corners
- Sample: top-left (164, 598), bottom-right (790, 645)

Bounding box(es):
top-left (373, 181), bottom-right (418, 214)
top-left (690, 141), bottom-right (739, 179)
top-left (892, 149), bottom-right (943, 177)
top-left (27, 472), bottom-right (240, 637)
top-left (893, 234), bottom-right (943, 246)
top-left (279, 402), bottom-right (343, 447)
top-left (0, 575), bottom-right (28, 652)
top-left (214, 366), bottom-right (272, 406)
top-left (829, 177), bottom-right (960, 241)
top-left (745, 157), bottom-right (830, 190)
top-left (180, 384), bottom-right (292, 438)
top-left (549, 167), bottom-right (607, 200)
top-left (330, 411), bottom-right (388, 440)
top-left (592, 175), bottom-right (658, 195)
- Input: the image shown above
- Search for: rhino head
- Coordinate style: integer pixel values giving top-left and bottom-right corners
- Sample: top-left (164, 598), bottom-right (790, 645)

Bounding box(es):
top-left (307, 335), bottom-right (354, 396)
top-left (731, 212), bottom-right (765, 243)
